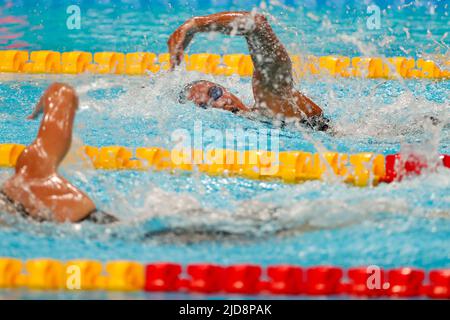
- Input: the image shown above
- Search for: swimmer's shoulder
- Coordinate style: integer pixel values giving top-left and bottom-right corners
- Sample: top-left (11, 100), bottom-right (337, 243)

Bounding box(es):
top-left (1, 185), bottom-right (118, 225)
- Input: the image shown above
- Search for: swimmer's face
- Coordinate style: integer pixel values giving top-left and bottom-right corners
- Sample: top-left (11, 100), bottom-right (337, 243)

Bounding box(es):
top-left (179, 80), bottom-right (246, 113)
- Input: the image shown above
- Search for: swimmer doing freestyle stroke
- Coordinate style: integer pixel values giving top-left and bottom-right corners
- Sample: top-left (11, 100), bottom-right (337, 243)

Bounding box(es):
top-left (170, 11), bottom-right (331, 131)
top-left (0, 83), bottom-right (118, 224)
top-left (0, 12), bottom-right (331, 224)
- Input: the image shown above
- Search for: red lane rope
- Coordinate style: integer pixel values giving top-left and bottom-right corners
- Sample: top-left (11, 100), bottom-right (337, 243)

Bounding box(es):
top-left (145, 263), bottom-right (450, 299)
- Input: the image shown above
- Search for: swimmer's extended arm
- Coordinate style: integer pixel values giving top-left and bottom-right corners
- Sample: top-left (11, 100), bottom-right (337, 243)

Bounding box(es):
top-left (168, 11), bottom-right (293, 93)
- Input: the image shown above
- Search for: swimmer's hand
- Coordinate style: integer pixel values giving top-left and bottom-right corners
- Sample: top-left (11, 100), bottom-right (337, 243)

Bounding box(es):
top-left (27, 95), bottom-right (45, 120)
top-left (27, 111), bottom-right (39, 120)
top-left (168, 19), bottom-right (196, 69)
top-left (168, 12), bottom-right (259, 70)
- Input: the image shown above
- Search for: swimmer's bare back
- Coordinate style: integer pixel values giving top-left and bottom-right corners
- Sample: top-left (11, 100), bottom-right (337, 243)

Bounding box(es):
top-left (1, 83), bottom-right (117, 224)
top-left (168, 11), bottom-right (323, 119)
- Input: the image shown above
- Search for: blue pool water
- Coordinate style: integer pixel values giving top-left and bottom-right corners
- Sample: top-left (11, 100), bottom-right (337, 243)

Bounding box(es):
top-left (0, 0), bottom-right (449, 298)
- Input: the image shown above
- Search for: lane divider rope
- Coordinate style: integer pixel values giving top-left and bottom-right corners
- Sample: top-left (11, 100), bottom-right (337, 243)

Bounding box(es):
top-left (0, 144), bottom-right (449, 186)
top-left (0, 50), bottom-right (448, 79)
top-left (0, 258), bottom-right (448, 298)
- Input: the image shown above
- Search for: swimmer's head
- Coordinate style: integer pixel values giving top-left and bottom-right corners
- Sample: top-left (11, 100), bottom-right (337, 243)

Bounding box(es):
top-left (178, 80), bottom-right (247, 113)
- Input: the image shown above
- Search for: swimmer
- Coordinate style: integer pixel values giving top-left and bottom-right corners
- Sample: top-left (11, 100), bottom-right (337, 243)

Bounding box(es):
top-left (169, 11), bottom-right (330, 131)
top-left (0, 83), bottom-right (118, 224)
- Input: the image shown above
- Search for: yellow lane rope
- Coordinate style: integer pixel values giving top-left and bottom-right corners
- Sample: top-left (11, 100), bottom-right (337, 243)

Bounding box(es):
top-left (0, 144), bottom-right (385, 186)
top-left (0, 50), bottom-right (448, 79)
top-left (0, 258), bottom-right (144, 291)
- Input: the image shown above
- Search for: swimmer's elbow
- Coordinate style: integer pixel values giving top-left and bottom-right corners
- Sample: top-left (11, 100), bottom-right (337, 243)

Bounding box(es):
top-left (253, 13), bottom-right (269, 28)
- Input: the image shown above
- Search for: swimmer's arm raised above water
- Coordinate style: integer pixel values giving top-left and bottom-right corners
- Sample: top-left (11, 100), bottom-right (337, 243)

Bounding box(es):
top-left (23, 83), bottom-right (78, 172)
top-left (168, 12), bottom-right (293, 91)
top-left (169, 12), bottom-right (323, 119)
top-left (3, 83), bottom-right (118, 224)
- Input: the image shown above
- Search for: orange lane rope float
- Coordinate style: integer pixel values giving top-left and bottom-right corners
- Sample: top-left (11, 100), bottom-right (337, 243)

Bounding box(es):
top-left (0, 258), bottom-right (449, 298)
top-left (0, 144), bottom-right (449, 187)
top-left (0, 50), bottom-right (448, 79)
